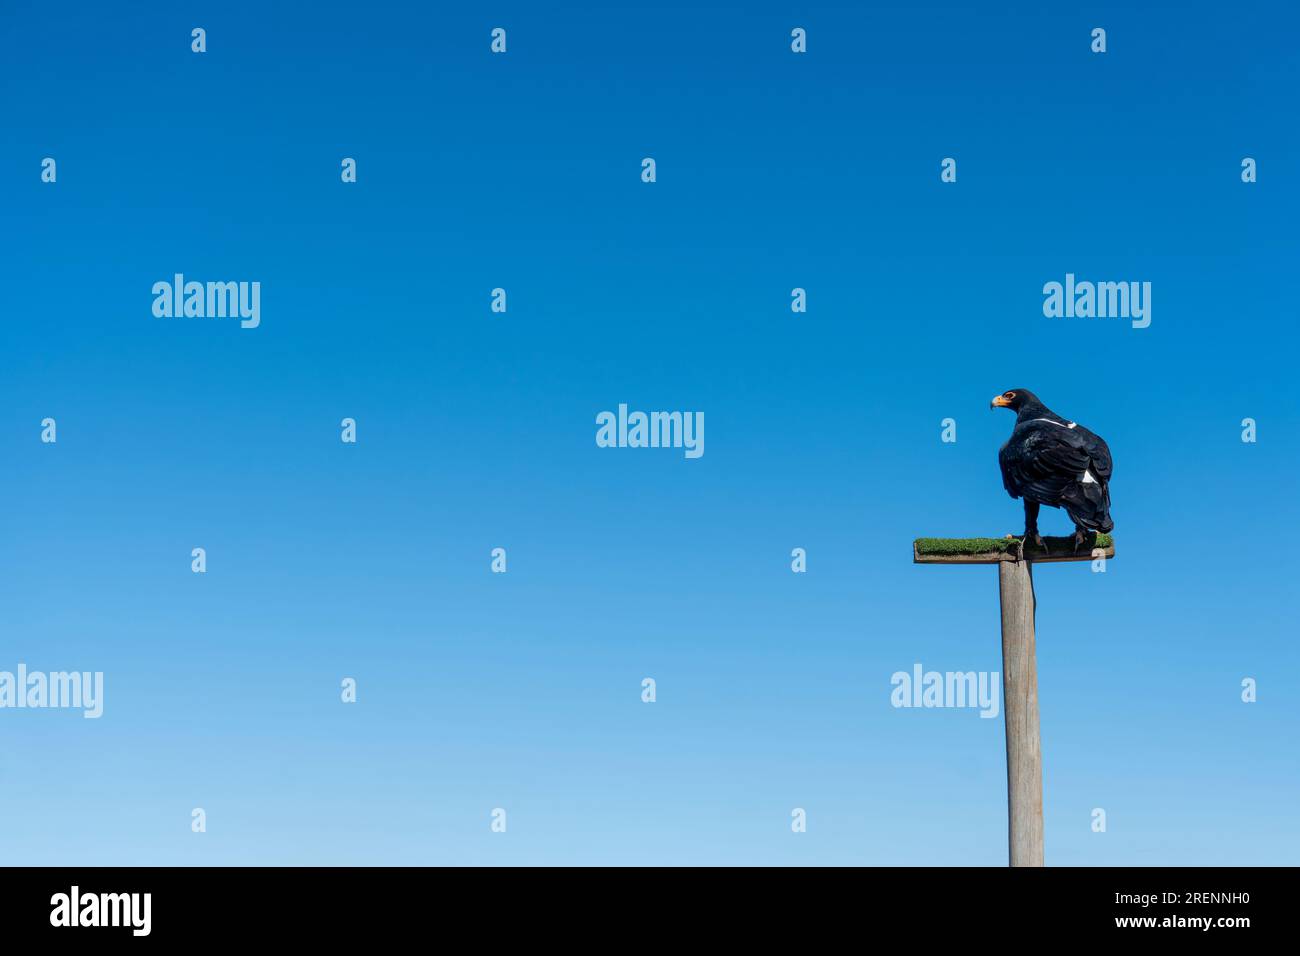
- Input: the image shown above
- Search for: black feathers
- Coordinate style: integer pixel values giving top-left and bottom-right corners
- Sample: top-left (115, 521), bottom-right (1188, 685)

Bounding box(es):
top-left (992, 389), bottom-right (1114, 534)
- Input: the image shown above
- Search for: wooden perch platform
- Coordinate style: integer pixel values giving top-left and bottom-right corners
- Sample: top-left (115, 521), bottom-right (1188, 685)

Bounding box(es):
top-left (913, 529), bottom-right (1114, 865)
top-left (913, 533), bottom-right (1114, 565)
top-left (912, 530), bottom-right (1115, 865)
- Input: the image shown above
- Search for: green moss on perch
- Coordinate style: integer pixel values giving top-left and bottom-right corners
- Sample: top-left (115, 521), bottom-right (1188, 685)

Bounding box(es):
top-left (914, 533), bottom-right (1114, 564)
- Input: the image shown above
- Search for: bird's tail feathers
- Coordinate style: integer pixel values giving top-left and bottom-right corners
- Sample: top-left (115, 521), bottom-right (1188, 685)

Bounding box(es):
top-left (1063, 480), bottom-right (1113, 533)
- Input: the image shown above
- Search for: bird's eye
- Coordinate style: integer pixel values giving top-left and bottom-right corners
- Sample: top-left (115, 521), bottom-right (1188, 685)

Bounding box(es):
top-left (1004, 391), bottom-right (1015, 400)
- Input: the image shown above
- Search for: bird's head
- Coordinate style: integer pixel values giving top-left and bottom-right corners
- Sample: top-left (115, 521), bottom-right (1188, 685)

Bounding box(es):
top-left (990, 388), bottom-right (1042, 412)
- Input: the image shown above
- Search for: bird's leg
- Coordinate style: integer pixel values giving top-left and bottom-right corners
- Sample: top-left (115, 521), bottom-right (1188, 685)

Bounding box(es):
top-left (1023, 501), bottom-right (1045, 551)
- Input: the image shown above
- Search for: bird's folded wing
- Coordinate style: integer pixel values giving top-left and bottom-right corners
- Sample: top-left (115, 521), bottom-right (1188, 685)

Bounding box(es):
top-left (1009, 429), bottom-right (1095, 500)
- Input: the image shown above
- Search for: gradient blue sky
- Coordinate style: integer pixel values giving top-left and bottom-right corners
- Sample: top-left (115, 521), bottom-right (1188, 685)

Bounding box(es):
top-left (2, 1), bottom-right (1297, 865)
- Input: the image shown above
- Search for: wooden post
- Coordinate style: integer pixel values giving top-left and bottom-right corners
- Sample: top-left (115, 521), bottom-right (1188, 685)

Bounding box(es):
top-left (913, 533), bottom-right (1113, 867)
top-left (998, 557), bottom-right (1042, 867)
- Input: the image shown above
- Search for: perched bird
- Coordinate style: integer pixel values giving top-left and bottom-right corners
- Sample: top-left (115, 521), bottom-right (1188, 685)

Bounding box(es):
top-left (991, 389), bottom-right (1113, 551)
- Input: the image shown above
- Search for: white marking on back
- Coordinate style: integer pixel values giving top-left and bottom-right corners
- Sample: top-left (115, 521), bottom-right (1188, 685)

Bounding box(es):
top-left (1028, 418), bottom-right (1076, 429)
top-left (1082, 468), bottom-right (1097, 484)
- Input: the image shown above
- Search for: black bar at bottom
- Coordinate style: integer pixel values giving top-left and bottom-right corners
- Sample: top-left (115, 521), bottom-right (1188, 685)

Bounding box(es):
top-left (0, 866), bottom-right (1284, 942)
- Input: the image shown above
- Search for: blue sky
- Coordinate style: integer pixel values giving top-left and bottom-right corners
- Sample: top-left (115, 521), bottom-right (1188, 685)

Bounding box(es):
top-left (1, 1), bottom-right (1296, 865)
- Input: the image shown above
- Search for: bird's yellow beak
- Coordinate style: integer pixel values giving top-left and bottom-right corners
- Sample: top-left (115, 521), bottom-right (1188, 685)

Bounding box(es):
top-left (991, 394), bottom-right (1013, 409)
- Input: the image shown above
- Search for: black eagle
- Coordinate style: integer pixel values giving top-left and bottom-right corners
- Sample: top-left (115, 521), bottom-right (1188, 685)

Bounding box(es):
top-left (992, 389), bottom-right (1114, 550)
